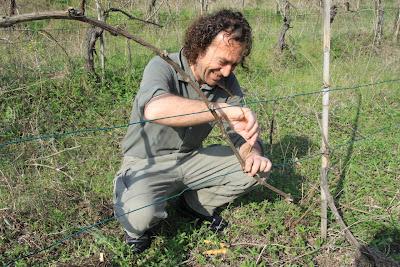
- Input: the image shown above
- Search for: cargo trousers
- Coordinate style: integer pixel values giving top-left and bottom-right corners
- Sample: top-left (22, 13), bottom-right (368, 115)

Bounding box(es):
top-left (113, 145), bottom-right (258, 238)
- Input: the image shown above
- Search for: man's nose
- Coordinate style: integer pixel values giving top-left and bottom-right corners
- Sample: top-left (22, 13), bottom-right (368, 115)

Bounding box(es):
top-left (220, 65), bottom-right (232, 77)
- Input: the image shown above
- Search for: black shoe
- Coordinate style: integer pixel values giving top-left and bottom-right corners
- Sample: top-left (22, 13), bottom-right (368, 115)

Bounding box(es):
top-left (125, 232), bottom-right (151, 253)
top-left (177, 196), bottom-right (228, 232)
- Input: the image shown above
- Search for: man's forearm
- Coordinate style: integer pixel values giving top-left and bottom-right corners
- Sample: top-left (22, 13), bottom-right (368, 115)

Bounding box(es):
top-left (144, 93), bottom-right (260, 146)
top-left (144, 94), bottom-right (229, 127)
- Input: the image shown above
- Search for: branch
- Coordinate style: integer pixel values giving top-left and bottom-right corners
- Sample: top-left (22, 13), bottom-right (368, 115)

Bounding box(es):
top-left (104, 7), bottom-right (163, 27)
top-left (80, 0), bottom-right (86, 15)
top-left (0, 8), bottom-right (292, 201)
top-left (330, 5), bottom-right (337, 24)
top-left (10, 0), bottom-right (17, 16)
top-left (85, 26), bottom-right (103, 78)
top-left (38, 29), bottom-right (73, 68)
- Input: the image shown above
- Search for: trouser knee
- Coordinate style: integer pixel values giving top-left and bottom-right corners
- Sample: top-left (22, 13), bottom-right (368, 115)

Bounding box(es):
top-left (114, 202), bottom-right (167, 238)
top-left (235, 174), bottom-right (259, 193)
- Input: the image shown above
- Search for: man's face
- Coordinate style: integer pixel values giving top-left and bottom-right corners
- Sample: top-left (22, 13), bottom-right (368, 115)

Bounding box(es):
top-left (191, 32), bottom-right (245, 86)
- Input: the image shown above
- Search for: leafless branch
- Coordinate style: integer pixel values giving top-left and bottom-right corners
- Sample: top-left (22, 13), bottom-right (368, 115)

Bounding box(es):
top-left (0, 37), bottom-right (11, 43)
top-left (394, 2), bottom-right (400, 42)
top-left (330, 5), bottom-right (337, 23)
top-left (256, 244), bottom-right (267, 264)
top-left (104, 7), bottom-right (163, 27)
top-left (38, 29), bottom-right (73, 68)
top-left (26, 163), bottom-right (73, 180)
top-left (80, 0), bottom-right (86, 15)
top-left (10, 0), bottom-right (17, 16)
top-left (373, 0), bottom-right (384, 46)
top-left (85, 26), bottom-right (103, 78)
top-left (146, 0), bottom-right (166, 21)
top-left (278, 0), bottom-right (291, 52)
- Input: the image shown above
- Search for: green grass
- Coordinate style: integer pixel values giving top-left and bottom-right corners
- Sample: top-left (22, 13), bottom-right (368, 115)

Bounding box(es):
top-left (1, 0), bottom-right (400, 265)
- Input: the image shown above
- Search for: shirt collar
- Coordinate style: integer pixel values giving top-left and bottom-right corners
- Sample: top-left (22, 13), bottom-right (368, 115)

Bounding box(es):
top-left (178, 48), bottom-right (214, 92)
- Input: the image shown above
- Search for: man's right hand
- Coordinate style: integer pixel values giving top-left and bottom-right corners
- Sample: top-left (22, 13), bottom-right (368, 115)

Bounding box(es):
top-left (215, 103), bottom-right (260, 146)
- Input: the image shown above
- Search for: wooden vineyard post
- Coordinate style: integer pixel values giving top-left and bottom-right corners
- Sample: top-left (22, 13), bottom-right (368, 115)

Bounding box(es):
top-left (277, 0), bottom-right (291, 52)
top-left (200, 0), bottom-right (209, 15)
top-left (373, 0), bottom-right (384, 46)
top-left (394, 0), bottom-right (400, 42)
top-left (10, 0), bottom-right (17, 16)
top-left (320, 0), bottom-right (331, 240)
top-left (95, 0), bottom-right (105, 80)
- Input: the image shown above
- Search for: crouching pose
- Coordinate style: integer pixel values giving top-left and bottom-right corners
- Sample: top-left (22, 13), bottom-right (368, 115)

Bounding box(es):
top-left (113, 9), bottom-right (272, 253)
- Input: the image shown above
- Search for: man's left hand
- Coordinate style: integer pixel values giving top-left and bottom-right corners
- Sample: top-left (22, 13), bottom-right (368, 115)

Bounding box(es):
top-left (244, 154), bottom-right (272, 177)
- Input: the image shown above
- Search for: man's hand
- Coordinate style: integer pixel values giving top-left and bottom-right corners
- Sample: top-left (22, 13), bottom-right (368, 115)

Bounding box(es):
top-left (244, 154), bottom-right (272, 177)
top-left (217, 104), bottom-right (260, 146)
top-left (239, 142), bottom-right (271, 177)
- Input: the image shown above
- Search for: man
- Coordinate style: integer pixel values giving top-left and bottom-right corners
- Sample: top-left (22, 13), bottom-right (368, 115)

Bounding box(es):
top-left (113, 9), bottom-right (272, 253)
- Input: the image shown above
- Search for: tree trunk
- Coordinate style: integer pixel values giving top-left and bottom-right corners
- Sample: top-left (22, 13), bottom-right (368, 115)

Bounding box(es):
top-left (373, 0), bottom-right (384, 46)
top-left (394, 1), bottom-right (400, 42)
top-left (126, 39), bottom-right (132, 69)
top-left (80, 0), bottom-right (86, 15)
top-left (344, 1), bottom-right (350, 12)
top-left (201, 0), bottom-right (208, 15)
top-left (147, 0), bottom-right (159, 23)
top-left (10, 0), bottom-right (17, 16)
top-left (330, 5), bottom-right (337, 23)
top-left (85, 26), bottom-right (103, 79)
top-left (95, 0), bottom-right (105, 79)
top-left (277, 0), bottom-right (291, 52)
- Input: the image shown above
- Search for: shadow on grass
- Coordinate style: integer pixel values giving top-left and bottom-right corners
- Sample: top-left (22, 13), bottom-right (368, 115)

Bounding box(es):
top-left (334, 91), bottom-right (362, 203)
top-left (129, 204), bottom-right (203, 266)
top-left (234, 134), bottom-right (314, 205)
top-left (355, 225), bottom-right (400, 267)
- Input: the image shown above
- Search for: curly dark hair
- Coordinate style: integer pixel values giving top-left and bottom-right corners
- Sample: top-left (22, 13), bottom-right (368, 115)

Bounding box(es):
top-left (183, 9), bottom-right (253, 68)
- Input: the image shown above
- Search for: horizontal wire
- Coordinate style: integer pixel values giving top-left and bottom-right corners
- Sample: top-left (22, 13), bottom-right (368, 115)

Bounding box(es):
top-left (1, 78), bottom-right (399, 149)
top-left (5, 122), bottom-right (399, 265)
top-left (245, 78), bottom-right (400, 105)
top-left (273, 123), bottom-right (400, 168)
top-left (0, 109), bottom-right (213, 148)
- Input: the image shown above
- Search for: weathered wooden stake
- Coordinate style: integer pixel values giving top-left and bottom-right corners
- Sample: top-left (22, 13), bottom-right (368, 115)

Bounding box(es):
top-left (373, 0), bottom-right (384, 46)
top-left (394, 1), bottom-right (400, 42)
top-left (320, 0), bottom-right (331, 240)
top-left (146, 0), bottom-right (159, 23)
top-left (356, 0), bottom-right (361, 11)
top-left (126, 39), bottom-right (132, 69)
top-left (201, 0), bottom-right (208, 15)
top-left (10, 0), bottom-right (17, 16)
top-left (95, 0), bottom-right (105, 80)
top-left (344, 1), bottom-right (350, 12)
top-left (80, 0), bottom-right (86, 15)
top-left (277, 0), bottom-right (291, 52)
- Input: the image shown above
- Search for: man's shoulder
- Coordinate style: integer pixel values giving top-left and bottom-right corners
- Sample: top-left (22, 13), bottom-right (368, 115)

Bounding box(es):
top-left (147, 52), bottom-right (180, 68)
top-left (142, 52), bottom-right (180, 80)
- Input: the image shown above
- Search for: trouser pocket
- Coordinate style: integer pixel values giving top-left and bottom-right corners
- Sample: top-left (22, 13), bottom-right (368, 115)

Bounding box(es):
top-left (113, 168), bottom-right (130, 204)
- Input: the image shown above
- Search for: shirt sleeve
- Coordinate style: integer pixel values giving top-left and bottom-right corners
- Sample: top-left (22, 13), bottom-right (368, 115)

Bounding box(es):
top-left (135, 56), bottom-right (176, 118)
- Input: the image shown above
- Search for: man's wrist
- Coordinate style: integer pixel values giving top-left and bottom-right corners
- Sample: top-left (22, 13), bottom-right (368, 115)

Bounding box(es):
top-left (212, 102), bottom-right (229, 119)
